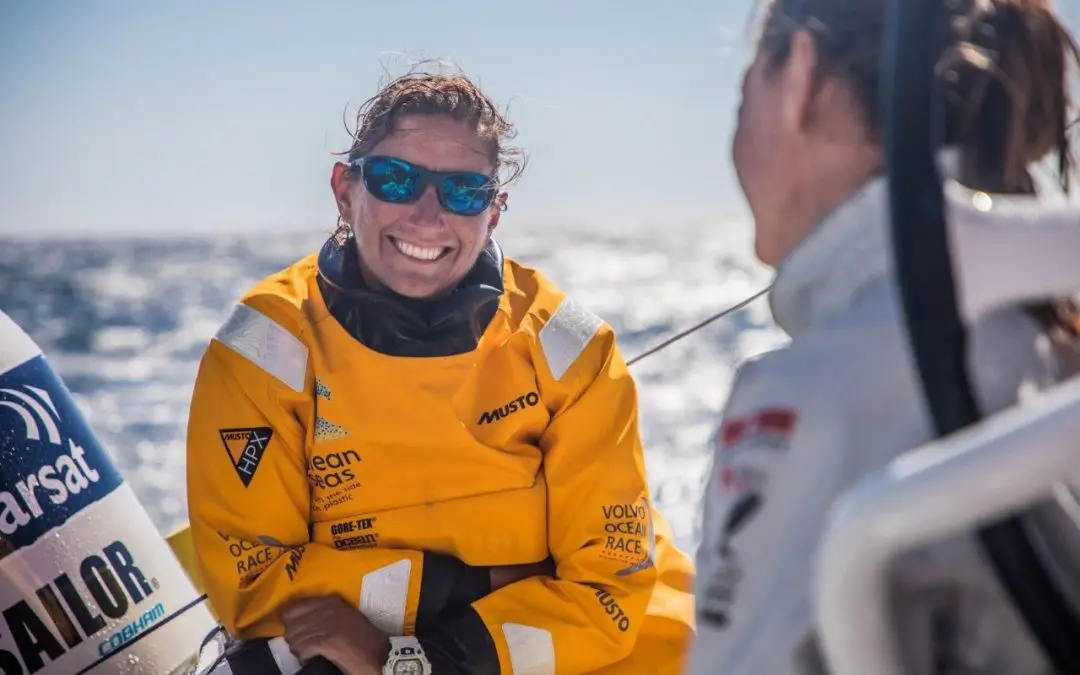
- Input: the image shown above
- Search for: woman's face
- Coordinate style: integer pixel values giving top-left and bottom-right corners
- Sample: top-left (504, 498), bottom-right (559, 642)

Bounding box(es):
top-left (331, 114), bottom-right (501, 299)
top-left (734, 47), bottom-right (788, 266)
top-left (733, 30), bottom-right (877, 267)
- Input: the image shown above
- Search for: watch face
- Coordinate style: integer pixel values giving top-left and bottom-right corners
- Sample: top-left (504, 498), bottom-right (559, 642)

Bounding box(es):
top-left (393, 658), bottom-right (423, 675)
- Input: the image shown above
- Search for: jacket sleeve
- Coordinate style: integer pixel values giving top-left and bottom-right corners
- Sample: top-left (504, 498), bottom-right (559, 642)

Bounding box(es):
top-left (684, 358), bottom-right (846, 675)
top-left (416, 309), bottom-right (660, 674)
top-left (186, 301), bottom-right (489, 640)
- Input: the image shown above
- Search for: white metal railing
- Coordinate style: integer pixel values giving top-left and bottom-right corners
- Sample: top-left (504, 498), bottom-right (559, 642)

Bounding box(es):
top-left (815, 374), bottom-right (1080, 675)
top-left (814, 187), bottom-right (1080, 675)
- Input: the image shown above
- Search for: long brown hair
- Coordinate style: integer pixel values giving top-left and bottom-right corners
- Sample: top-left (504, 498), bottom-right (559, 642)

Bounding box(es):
top-left (758, 0), bottom-right (1080, 339)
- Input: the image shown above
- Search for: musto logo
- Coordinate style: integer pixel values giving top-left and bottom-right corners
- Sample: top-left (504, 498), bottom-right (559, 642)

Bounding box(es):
top-left (0, 540), bottom-right (164, 673)
top-left (0, 358), bottom-right (123, 553)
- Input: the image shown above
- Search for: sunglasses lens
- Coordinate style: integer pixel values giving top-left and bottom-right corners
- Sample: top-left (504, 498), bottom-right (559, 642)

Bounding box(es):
top-left (440, 173), bottom-right (495, 216)
top-left (361, 157), bottom-right (422, 204)
top-left (354, 156), bottom-right (496, 216)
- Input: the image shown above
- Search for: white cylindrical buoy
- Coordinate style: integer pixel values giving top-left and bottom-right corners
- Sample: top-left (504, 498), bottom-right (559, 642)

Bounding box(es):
top-left (0, 309), bottom-right (216, 674)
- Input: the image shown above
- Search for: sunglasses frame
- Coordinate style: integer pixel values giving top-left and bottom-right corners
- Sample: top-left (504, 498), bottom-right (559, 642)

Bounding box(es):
top-left (348, 155), bottom-right (500, 216)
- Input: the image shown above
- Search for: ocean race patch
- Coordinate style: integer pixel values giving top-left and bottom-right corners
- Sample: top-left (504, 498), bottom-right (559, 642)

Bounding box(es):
top-left (219, 427), bottom-right (273, 487)
top-left (599, 498), bottom-right (655, 577)
top-left (0, 357), bottom-right (123, 553)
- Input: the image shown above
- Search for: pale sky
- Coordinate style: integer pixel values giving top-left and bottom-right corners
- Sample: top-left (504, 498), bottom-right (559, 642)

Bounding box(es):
top-left (2, 1), bottom-right (1077, 238)
top-left (0, 0), bottom-right (753, 237)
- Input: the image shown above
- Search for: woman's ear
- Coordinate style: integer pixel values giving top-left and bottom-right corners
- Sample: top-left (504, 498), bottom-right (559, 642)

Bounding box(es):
top-left (330, 162), bottom-right (354, 219)
top-left (780, 28), bottom-right (821, 136)
top-left (487, 192), bottom-right (508, 235)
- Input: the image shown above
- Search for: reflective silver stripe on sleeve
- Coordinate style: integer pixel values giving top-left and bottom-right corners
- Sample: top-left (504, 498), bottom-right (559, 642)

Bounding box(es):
top-left (213, 304), bottom-right (308, 393)
top-left (359, 559), bottom-right (412, 635)
top-left (502, 623), bottom-right (555, 675)
top-left (538, 297), bottom-right (604, 381)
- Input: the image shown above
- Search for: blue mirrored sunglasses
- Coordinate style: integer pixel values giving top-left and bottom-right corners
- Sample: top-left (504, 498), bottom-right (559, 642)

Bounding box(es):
top-left (349, 155), bottom-right (498, 217)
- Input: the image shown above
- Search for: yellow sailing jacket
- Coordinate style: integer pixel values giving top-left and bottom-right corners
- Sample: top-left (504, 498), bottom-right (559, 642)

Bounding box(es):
top-left (186, 236), bottom-right (694, 673)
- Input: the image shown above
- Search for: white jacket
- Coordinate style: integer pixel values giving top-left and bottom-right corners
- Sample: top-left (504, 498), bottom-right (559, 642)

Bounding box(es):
top-left (686, 173), bottom-right (1080, 675)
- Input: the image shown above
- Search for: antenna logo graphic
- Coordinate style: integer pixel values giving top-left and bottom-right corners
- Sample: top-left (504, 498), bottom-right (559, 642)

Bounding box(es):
top-left (0, 356), bottom-right (124, 551)
top-left (0, 384), bottom-right (62, 446)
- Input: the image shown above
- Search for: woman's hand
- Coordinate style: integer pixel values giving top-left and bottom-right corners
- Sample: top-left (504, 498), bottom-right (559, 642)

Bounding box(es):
top-left (489, 556), bottom-right (556, 591)
top-left (282, 596), bottom-right (390, 675)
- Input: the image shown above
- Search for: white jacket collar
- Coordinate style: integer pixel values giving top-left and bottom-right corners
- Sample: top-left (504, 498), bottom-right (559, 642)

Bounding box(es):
top-left (769, 150), bottom-right (960, 336)
top-left (768, 175), bottom-right (892, 336)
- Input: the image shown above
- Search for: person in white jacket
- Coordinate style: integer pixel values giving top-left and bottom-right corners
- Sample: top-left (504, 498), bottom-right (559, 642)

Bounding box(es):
top-left (687, 0), bottom-right (1080, 673)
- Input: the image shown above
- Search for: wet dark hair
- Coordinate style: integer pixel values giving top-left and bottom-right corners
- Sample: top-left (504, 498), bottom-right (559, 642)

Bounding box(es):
top-left (333, 61), bottom-right (527, 243)
top-left (758, 0), bottom-right (1080, 339)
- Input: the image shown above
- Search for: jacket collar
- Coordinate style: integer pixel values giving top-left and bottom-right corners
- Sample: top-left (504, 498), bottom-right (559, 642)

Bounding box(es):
top-left (316, 235), bottom-right (505, 357)
top-left (768, 176), bottom-right (892, 336)
top-left (769, 149), bottom-right (960, 336)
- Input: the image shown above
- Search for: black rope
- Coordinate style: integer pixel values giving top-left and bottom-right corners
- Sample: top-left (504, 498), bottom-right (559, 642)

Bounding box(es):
top-left (626, 286), bottom-right (771, 366)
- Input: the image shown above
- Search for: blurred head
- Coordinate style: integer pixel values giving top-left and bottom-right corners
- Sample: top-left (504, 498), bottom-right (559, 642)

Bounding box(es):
top-left (735, 0), bottom-right (1079, 267)
top-left (330, 65), bottom-right (526, 299)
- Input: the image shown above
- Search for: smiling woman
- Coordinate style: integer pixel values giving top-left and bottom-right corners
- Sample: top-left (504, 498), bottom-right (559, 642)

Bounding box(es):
top-left (330, 71), bottom-right (524, 300)
top-left (184, 64), bottom-right (695, 675)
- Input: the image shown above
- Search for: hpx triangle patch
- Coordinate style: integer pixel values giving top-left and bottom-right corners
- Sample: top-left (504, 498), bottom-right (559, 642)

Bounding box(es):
top-left (219, 427), bottom-right (273, 487)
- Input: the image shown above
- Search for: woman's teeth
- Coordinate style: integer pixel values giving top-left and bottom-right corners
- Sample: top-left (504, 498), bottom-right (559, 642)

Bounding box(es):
top-left (391, 237), bottom-right (446, 261)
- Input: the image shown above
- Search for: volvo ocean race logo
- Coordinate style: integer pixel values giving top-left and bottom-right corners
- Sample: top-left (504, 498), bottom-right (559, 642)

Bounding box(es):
top-left (0, 357), bottom-right (123, 553)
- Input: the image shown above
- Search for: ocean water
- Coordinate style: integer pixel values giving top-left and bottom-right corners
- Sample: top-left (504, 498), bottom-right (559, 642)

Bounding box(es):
top-left (0, 222), bottom-right (786, 553)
